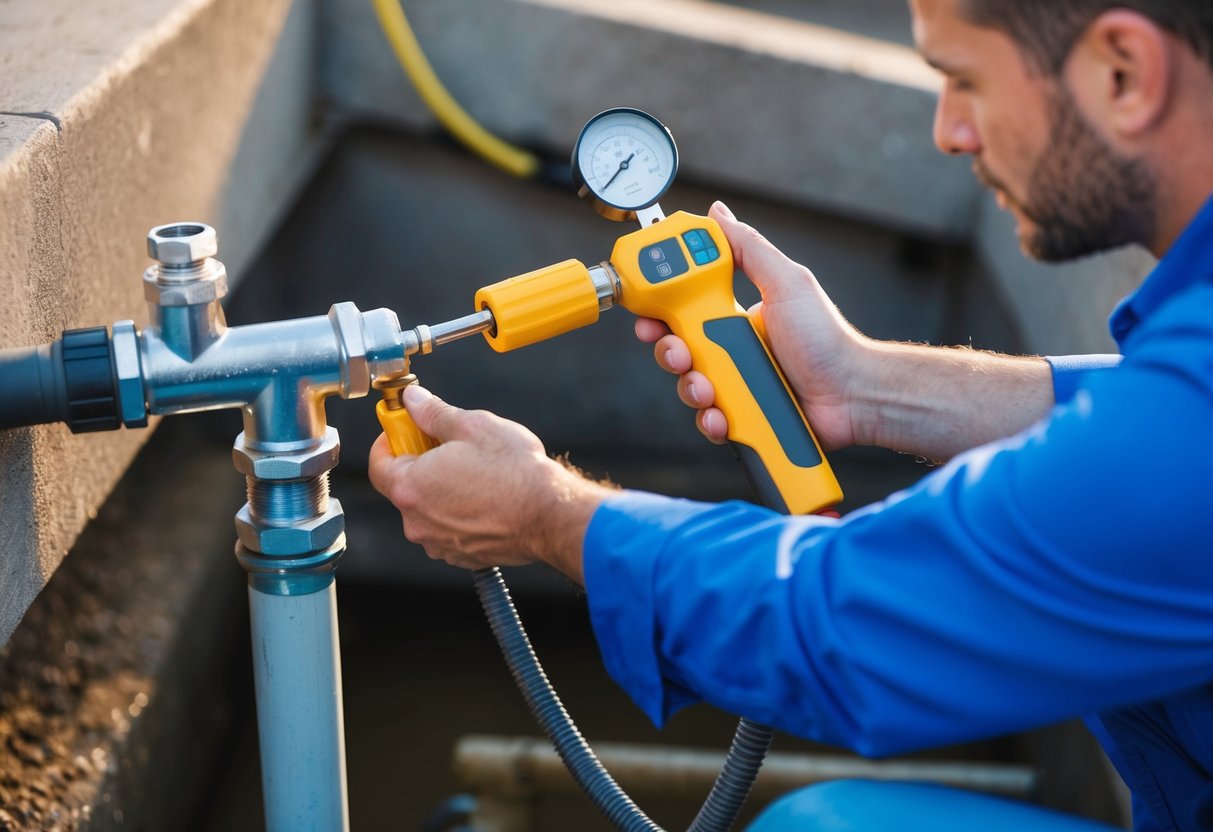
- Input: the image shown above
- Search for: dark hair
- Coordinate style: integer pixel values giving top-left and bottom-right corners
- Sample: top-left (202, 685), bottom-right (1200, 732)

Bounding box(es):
top-left (960, 0), bottom-right (1213, 75)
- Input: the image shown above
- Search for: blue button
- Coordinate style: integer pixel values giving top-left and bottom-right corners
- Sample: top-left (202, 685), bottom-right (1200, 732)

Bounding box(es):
top-left (693, 250), bottom-right (711, 265)
top-left (683, 230), bottom-right (706, 252)
top-left (657, 263), bottom-right (673, 277)
top-left (648, 247), bottom-right (666, 262)
top-left (705, 247), bottom-right (719, 261)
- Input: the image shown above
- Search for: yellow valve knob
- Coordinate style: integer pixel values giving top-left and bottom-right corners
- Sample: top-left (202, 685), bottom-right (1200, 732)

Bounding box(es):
top-left (374, 374), bottom-right (439, 457)
top-left (475, 259), bottom-right (600, 353)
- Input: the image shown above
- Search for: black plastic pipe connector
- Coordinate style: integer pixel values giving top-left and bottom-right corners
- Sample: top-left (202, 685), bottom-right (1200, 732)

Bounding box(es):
top-left (0, 327), bottom-right (121, 433)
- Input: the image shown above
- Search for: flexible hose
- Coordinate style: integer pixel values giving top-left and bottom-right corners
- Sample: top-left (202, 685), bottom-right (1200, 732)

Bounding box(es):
top-left (371, 0), bottom-right (541, 179)
top-left (687, 719), bottom-right (772, 832)
top-left (473, 567), bottom-right (769, 832)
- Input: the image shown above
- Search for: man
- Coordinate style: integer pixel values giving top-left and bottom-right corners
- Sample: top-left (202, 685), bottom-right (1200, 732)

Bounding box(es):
top-left (370, 0), bottom-right (1213, 828)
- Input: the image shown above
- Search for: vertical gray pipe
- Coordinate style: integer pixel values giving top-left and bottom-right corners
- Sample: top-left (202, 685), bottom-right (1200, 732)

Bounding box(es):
top-left (249, 583), bottom-right (350, 832)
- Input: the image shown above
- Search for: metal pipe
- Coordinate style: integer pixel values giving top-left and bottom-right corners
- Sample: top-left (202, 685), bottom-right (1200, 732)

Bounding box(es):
top-left (137, 223), bottom-right (403, 829)
top-left (429, 309), bottom-right (495, 346)
top-left (454, 735), bottom-right (1039, 801)
top-left (250, 584), bottom-right (350, 832)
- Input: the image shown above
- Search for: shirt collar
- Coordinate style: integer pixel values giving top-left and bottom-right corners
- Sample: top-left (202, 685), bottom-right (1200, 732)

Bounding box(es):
top-left (1110, 192), bottom-right (1213, 345)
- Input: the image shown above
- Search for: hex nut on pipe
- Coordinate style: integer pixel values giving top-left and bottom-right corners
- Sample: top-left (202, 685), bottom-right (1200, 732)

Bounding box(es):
top-left (235, 501), bottom-right (346, 556)
top-left (328, 302), bottom-right (370, 399)
top-left (147, 222), bottom-right (218, 265)
top-left (360, 308), bottom-right (408, 377)
top-left (143, 264), bottom-right (228, 307)
top-left (232, 428), bottom-right (341, 480)
top-left (110, 320), bottom-right (148, 428)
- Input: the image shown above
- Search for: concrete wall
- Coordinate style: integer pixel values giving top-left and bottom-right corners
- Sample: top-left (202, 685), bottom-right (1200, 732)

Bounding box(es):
top-left (0, 0), bottom-right (321, 643)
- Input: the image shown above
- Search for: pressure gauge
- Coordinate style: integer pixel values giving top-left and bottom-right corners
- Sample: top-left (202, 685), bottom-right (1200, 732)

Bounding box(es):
top-left (572, 108), bottom-right (679, 223)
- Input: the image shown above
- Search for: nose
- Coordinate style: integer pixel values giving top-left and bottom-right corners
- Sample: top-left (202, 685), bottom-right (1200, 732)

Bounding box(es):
top-left (933, 84), bottom-right (981, 156)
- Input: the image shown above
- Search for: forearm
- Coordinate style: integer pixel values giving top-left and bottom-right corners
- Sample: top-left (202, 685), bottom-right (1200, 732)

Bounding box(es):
top-left (852, 339), bottom-right (1054, 461)
top-left (529, 470), bottom-right (610, 585)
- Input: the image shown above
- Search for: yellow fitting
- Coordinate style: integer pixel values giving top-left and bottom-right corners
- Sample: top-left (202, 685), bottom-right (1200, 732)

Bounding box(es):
top-left (374, 375), bottom-right (440, 457)
top-left (475, 260), bottom-right (600, 353)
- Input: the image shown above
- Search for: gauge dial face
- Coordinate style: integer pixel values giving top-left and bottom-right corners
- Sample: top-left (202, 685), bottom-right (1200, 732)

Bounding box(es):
top-left (573, 109), bottom-right (678, 220)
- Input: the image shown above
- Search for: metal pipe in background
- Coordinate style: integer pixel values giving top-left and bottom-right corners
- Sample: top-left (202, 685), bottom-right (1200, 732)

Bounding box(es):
top-left (454, 735), bottom-right (1039, 802)
top-left (250, 584), bottom-right (350, 832)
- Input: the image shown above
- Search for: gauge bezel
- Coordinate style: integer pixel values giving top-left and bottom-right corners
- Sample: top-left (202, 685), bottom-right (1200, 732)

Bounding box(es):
top-left (571, 107), bottom-right (679, 223)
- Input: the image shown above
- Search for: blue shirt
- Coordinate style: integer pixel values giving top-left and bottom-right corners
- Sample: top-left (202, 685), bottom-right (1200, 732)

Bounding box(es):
top-left (583, 196), bottom-right (1213, 831)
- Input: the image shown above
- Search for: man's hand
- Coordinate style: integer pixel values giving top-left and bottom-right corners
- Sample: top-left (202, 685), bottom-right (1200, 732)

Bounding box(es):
top-left (367, 385), bottom-right (609, 583)
top-left (638, 201), bottom-right (871, 451)
top-left (639, 202), bottom-right (1056, 461)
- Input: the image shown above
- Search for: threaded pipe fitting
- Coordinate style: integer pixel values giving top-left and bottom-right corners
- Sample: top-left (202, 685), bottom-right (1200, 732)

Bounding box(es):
top-left (246, 474), bottom-right (331, 524)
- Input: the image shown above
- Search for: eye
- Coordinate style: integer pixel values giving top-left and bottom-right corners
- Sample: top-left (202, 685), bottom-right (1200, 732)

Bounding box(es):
top-left (949, 75), bottom-right (975, 94)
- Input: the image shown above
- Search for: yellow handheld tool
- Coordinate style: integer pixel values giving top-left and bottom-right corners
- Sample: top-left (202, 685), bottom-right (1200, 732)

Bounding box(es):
top-left (473, 108), bottom-right (842, 515)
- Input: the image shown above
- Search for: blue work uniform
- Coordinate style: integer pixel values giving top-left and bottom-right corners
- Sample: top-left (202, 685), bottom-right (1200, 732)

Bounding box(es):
top-left (582, 196), bottom-right (1213, 831)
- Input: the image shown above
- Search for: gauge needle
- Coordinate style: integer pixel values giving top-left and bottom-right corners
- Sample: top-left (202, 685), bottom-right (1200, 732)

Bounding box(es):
top-left (602, 153), bottom-right (635, 191)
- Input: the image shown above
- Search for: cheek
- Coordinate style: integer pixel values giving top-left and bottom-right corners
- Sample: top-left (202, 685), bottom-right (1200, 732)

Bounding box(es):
top-left (983, 111), bottom-right (1043, 187)
top-left (984, 84), bottom-right (1054, 177)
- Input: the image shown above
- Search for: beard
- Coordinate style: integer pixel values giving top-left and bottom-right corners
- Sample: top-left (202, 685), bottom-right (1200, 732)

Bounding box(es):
top-left (976, 88), bottom-right (1157, 262)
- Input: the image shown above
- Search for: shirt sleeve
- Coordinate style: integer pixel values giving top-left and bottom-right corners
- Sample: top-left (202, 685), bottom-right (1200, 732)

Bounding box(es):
top-left (584, 304), bottom-right (1213, 757)
top-left (1045, 354), bottom-right (1121, 403)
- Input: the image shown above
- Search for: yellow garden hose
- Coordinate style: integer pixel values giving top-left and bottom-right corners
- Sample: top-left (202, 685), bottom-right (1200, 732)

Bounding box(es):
top-left (371, 0), bottom-right (541, 179)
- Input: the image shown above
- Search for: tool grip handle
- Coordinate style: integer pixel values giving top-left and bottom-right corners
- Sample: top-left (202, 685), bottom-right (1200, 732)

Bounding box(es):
top-left (675, 311), bottom-right (841, 514)
top-left (610, 212), bottom-right (841, 515)
top-left (376, 399), bottom-right (440, 457)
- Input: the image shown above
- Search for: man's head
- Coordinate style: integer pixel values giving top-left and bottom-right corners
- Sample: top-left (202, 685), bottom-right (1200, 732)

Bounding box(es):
top-left (911, 0), bottom-right (1213, 259)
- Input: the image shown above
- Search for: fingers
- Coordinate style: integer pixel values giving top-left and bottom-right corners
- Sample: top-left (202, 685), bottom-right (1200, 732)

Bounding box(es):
top-left (634, 317), bottom-right (670, 343)
top-left (677, 370), bottom-right (714, 409)
top-left (403, 384), bottom-right (466, 442)
top-left (654, 333), bottom-right (693, 374)
top-left (697, 407), bottom-right (729, 444)
top-left (709, 201), bottom-right (813, 300)
top-left (679, 373), bottom-right (728, 442)
top-left (648, 334), bottom-right (729, 441)
top-left (368, 432), bottom-right (415, 497)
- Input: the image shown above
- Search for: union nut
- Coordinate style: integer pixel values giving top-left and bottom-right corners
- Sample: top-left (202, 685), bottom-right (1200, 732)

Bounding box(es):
top-left (144, 222), bottom-right (228, 307)
top-left (143, 261), bottom-right (228, 307)
top-left (147, 222), bottom-right (218, 265)
top-left (235, 500), bottom-right (346, 557)
top-left (232, 428), bottom-right (341, 480)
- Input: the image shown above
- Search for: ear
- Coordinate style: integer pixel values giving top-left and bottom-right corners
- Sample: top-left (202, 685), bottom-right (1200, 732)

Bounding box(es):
top-left (1065, 9), bottom-right (1173, 137)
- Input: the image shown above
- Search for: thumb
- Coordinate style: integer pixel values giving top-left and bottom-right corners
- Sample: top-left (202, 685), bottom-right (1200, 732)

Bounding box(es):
top-left (709, 201), bottom-right (812, 302)
top-left (403, 384), bottom-right (463, 442)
